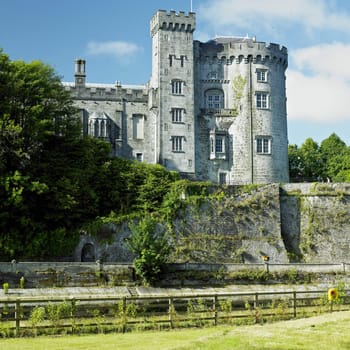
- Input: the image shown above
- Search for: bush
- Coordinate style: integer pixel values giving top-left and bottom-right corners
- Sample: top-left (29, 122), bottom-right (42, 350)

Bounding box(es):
top-left (127, 215), bottom-right (172, 285)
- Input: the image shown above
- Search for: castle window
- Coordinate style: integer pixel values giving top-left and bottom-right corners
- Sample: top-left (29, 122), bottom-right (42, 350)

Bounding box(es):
top-left (256, 92), bottom-right (269, 109)
top-left (93, 119), bottom-right (99, 137)
top-left (171, 108), bottom-right (184, 123)
top-left (257, 69), bottom-right (268, 82)
top-left (136, 153), bottom-right (143, 162)
top-left (100, 119), bottom-right (105, 137)
top-left (216, 138), bottom-right (224, 153)
top-left (219, 173), bottom-right (227, 184)
top-left (256, 137), bottom-right (271, 154)
top-left (210, 130), bottom-right (226, 159)
top-left (132, 114), bottom-right (144, 139)
top-left (205, 89), bottom-right (224, 109)
top-left (171, 136), bottom-right (184, 152)
top-left (88, 112), bottom-right (109, 138)
top-left (171, 80), bottom-right (184, 95)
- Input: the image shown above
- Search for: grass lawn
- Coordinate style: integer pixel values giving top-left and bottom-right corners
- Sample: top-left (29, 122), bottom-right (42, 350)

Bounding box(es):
top-left (1, 310), bottom-right (350, 350)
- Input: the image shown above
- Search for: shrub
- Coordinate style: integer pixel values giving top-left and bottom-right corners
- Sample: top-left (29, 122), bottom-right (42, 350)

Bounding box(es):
top-left (127, 215), bottom-right (172, 285)
top-left (2, 282), bottom-right (9, 294)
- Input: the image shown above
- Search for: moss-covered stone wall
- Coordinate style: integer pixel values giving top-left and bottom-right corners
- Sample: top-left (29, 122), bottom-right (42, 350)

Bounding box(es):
top-left (281, 183), bottom-right (350, 263)
top-left (76, 183), bottom-right (350, 264)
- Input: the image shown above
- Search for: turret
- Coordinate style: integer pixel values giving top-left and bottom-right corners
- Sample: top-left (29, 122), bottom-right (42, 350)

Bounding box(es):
top-left (75, 59), bottom-right (86, 87)
top-left (150, 10), bottom-right (195, 37)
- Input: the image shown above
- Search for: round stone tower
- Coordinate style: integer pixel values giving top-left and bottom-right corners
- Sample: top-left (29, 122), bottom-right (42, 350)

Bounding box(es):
top-left (194, 37), bottom-right (289, 184)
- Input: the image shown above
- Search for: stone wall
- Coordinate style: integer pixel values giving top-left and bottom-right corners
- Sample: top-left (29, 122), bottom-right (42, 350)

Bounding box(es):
top-left (0, 261), bottom-right (134, 288)
top-left (281, 183), bottom-right (350, 263)
top-left (72, 183), bottom-right (350, 265)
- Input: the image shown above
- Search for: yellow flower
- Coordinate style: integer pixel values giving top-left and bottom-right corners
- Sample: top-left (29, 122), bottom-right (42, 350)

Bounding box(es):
top-left (328, 288), bottom-right (339, 301)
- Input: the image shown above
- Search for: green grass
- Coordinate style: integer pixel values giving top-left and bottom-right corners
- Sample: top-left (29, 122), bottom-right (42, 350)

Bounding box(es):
top-left (1, 311), bottom-right (350, 350)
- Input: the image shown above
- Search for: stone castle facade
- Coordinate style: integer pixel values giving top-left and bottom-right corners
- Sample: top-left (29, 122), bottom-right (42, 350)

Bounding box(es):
top-left (63, 10), bottom-right (289, 184)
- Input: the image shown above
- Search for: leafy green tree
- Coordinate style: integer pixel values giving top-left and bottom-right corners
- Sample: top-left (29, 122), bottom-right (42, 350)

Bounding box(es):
top-left (299, 138), bottom-right (322, 180)
top-left (127, 215), bottom-right (172, 285)
top-left (288, 134), bottom-right (350, 182)
top-left (0, 50), bottom-right (79, 174)
top-left (134, 163), bottom-right (179, 212)
top-left (0, 49), bottom-right (94, 259)
top-left (288, 144), bottom-right (303, 180)
top-left (320, 133), bottom-right (347, 180)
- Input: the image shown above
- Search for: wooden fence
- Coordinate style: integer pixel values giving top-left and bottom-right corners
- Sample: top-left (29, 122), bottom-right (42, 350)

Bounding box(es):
top-left (0, 289), bottom-right (349, 337)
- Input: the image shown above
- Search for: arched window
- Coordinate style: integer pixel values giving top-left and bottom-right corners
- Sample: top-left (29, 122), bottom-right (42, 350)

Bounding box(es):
top-left (205, 89), bottom-right (224, 109)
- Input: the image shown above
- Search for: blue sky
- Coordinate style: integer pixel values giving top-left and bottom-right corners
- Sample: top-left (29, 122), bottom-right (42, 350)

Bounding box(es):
top-left (1, 0), bottom-right (350, 146)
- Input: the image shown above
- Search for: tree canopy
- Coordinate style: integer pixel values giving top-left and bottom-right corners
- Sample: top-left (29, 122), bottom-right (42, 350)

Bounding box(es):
top-left (288, 133), bottom-right (350, 182)
top-left (0, 49), bottom-right (179, 260)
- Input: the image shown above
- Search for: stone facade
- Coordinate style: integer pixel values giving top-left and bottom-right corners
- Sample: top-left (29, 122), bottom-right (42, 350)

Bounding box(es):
top-left (63, 10), bottom-right (289, 184)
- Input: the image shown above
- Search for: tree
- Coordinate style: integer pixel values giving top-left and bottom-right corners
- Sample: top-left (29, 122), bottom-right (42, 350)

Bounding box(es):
top-left (0, 49), bottom-right (79, 174)
top-left (288, 144), bottom-right (303, 180)
top-left (0, 49), bottom-right (89, 259)
top-left (299, 138), bottom-right (322, 180)
top-left (320, 133), bottom-right (347, 180)
top-left (127, 215), bottom-right (172, 285)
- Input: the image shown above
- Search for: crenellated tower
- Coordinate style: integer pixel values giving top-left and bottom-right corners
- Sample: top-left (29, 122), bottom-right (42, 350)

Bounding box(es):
top-left (150, 10), bottom-right (196, 176)
top-left (194, 37), bottom-right (289, 184)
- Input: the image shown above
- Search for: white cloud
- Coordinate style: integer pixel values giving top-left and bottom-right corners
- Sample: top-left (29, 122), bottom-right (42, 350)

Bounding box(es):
top-left (198, 0), bottom-right (350, 34)
top-left (86, 41), bottom-right (141, 59)
top-left (287, 69), bottom-right (350, 122)
top-left (292, 43), bottom-right (350, 81)
top-left (287, 42), bottom-right (350, 123)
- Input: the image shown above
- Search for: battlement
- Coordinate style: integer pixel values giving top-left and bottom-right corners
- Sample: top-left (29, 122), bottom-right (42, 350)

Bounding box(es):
top-left (62, 82), bottom-right (148, 102)
top-left (197, 37), bottom-right (288, 68)
top-left (150, 9), bottom-right (196, 37)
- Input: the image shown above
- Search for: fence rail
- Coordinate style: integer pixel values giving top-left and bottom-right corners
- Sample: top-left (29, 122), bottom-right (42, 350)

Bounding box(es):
top-left (0, 288), bottom-right (349, 337)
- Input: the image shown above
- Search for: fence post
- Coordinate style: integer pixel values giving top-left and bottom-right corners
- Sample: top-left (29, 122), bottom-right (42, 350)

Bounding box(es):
top-left (70, 297), bottom-right (75, 334)
top-left (254, 293), bottom-right (259, 309)
top-left (254, 293), bottom-right (259, 323)
top-left (213, 296), bottom-right (218, 326)
top-left (15, 298), bottom-right (20, 337)
top-left (122, 297), bottom-right (127, 333)
top-left (293, 291), bottom-right (297, 318)
top-left (264, 262), bottom-right (269, 273)
top-left (168, 298), bottom-right (174, 329)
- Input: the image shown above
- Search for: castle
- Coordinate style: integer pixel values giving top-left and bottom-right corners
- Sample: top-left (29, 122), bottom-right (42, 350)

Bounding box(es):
top-left (63, 10), bottom-right (289, 184)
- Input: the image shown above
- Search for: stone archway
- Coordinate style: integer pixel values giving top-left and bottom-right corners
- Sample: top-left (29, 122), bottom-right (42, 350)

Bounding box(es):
top-left (81, 243), bottom-right (95, 262)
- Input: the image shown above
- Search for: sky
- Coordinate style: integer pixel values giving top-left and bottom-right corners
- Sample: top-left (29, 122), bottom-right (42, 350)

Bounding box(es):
top-left (1, 0), bottom-right (350, 146)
